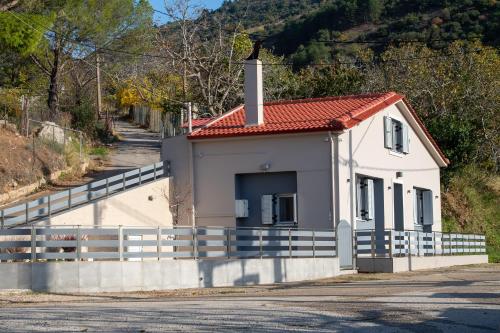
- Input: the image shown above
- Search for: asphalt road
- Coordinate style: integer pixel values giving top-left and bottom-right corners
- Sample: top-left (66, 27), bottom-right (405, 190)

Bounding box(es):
top-left (0, 264), bottom-right (499, 332)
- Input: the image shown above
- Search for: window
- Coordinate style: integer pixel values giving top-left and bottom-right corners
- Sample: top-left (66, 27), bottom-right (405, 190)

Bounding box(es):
top-left (356, 177), bottom-right (375, 221)
top-left (261, 193), bottom-right (297, 225)
top-left (384, 116), bottom-right (409, 154)
top-left (414, 188), bottom-right (433, 226)
top-left (277, 194), bottom-right (297, 223)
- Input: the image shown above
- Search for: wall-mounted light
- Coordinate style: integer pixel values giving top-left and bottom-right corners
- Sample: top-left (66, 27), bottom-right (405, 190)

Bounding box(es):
top-left (388, 186), bottom-right (392, 190)
top-left (396, 171), bottom-right (403, 178)
top-left (260, 162), bottom-right (271, 171)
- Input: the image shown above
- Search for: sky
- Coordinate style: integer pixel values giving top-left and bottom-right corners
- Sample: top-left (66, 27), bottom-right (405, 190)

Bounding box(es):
top-left (149, 0), bottom-right (225, 23)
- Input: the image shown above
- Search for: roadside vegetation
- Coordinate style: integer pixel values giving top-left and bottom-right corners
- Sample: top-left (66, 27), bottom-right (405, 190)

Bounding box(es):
top-left (0, 0), bottom-right (497, 260)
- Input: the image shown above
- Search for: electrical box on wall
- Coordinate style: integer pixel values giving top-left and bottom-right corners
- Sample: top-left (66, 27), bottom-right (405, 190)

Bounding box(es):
top-left (235, 199), bottom-right (249, 218)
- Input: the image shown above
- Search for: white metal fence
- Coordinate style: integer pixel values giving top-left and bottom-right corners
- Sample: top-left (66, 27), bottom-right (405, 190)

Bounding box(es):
top-left (355, 230), bottom-right (486, 258)
top-left (0, 226), bottom-right (337, 262)
top-left (0, 162), bottom-right (166, 228)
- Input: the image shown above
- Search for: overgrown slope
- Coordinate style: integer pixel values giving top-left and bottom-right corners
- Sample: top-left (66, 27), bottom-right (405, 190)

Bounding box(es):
top-left (442, 168), bottom-right (500, 262)
top-left (0, 127), bottom-right (65, 194)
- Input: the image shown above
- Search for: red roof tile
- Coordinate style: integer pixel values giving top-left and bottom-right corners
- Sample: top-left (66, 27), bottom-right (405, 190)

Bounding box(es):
top-left (188, 92), bottom-right (402, 139)
top-left (187, 91), bottom-right (448, 165)
top-left (181, 118), bottom-right (213, 128)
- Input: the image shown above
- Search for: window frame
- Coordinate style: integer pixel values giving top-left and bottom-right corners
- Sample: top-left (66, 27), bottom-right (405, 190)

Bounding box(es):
top-left (275, 193), bottom-right (298, 225)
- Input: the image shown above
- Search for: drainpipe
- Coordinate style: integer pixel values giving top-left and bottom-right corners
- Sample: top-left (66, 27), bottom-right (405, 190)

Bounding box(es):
top-left (349, 129), bottom-right (356, 270)
top-left (187, 102), bottom-right (193, 134)
top-left (188, 140), bottom-right (196, 228)
top-left (328, 132), bottom-right (336, 230)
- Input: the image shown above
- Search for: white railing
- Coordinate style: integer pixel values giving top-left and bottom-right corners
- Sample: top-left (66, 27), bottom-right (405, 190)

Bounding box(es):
top-left (0, 226), bottom-right (337, 262)
top-left (355, 230), bottom-right (486, 258)
top-left (0, 162), bottom-right (166, 228)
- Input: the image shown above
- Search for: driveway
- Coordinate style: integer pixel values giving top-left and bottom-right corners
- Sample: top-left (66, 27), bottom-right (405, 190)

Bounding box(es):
top-left (0, 264), bottom-right (499, 332)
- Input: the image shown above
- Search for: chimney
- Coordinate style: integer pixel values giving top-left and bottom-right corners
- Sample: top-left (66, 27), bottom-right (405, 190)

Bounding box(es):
top-left (244, 59), bottom-right (264, 126)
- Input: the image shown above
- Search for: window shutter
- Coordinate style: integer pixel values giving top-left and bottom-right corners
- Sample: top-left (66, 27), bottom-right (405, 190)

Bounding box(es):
top-left (402, 124), bottom-right (409, 154)
top-left (384, 116), bottom-right (393, 149)
top-left (366, 178), bottom-right (375, 220)
top-left (422, 190), bottom-right (434, 225)
top-left (413, 189), bottom-right (418, 225)
top-left (261, 195), bottom-right (274, 225)
top-left (356, 177), bottom-right (362, 219)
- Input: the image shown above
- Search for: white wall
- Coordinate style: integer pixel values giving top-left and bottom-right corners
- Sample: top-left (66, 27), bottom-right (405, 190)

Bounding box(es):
top-left (40, 178), bottom-right (173, 227)
top-left (162, 101), bottom-right (445, 232)
top-left (336, 102), bottom-right (442, 231)
top-left (163, 133), bottom-right (334, 230)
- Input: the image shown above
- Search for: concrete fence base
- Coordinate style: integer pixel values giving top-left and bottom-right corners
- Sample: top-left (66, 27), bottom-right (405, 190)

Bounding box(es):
top-left (0, 257), bottom-right (340, 293)
top-left (357, 255), bottom-right (488, 273)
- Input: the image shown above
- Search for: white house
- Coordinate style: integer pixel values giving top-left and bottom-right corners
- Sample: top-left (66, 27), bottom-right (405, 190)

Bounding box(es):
top-left (162, 59), bottom-right (449, 240)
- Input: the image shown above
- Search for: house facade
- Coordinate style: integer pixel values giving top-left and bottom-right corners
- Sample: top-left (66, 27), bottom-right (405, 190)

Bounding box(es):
top-left (161, 60), bottom-right (449, 237)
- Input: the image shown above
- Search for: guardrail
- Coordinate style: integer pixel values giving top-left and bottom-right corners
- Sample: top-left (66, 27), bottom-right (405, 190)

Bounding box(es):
top-left (0, 226), bottom-right (337, 262)
top-left (355, 230), bottom-right (486, 258)
top-left (0, 162), bottom-right (167, 229)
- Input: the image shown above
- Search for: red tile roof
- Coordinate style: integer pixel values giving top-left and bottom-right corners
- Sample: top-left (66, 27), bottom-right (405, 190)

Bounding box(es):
top-left (181, 118), bottom-right (213, 128)
top-left (188, 92), bottom-right (402, 138)
top-left (187, 91), bottom-right (448, 164)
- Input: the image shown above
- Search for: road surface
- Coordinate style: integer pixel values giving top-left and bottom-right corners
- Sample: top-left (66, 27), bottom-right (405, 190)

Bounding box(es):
top-left (0, 264), bottom-right (498, 332)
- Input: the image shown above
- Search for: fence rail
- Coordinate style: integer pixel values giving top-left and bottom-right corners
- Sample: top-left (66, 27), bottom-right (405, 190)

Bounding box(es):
top-left (0, 226), bottom-right (337, 262)
top-left (355, 230), bottom-right (486, 258)
top-left (0, 162), bottom-right (166, 229)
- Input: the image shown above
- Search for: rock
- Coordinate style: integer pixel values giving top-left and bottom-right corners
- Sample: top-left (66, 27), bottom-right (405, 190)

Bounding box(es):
top-left (37, 121), bottom-right (66, 145)
top-left (0, 120), bottom-right (18, 134)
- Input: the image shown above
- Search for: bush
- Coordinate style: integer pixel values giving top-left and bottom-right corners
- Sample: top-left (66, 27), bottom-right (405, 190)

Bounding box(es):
top-left (69, 100), bottom-right (97, 136)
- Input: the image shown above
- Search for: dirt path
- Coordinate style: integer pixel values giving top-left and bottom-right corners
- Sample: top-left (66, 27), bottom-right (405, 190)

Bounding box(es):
top-left (85, 120), bottom-right (161, 180)
top-left (0, 264), bottom-right (498, 332)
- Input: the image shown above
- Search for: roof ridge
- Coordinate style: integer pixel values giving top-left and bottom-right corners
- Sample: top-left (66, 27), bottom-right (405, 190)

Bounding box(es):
top-left (263, 91), bottom-right (397, 106)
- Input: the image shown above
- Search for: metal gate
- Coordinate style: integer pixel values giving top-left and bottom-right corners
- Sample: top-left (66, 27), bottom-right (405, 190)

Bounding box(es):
top-left (337, 220), bottom-right (353, 269)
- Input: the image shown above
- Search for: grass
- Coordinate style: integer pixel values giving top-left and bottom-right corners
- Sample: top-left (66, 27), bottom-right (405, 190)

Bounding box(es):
top-left (442, 167), bottom-right (500, 263)
top-left (88, 146), bottom-right (109, 158)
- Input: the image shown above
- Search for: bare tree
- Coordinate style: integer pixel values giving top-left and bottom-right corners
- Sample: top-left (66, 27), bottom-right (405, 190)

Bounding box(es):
top-left (158, 0), bottom-right (250, 116)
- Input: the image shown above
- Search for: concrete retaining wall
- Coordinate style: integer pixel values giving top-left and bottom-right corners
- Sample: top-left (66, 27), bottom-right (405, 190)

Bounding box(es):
top-left (36, 178), bottom-right (172, 228)
top-left (0, 257), bottom-right (340, 292)
top-left (357, 255), bottom-right (489, 273)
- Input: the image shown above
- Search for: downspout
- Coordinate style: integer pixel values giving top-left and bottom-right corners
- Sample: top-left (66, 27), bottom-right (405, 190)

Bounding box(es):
top-left (348, 129), bottom-right (356, 269)
top-left (349, 130), bottom-right (355, 228)
top-left (188, 140), bottom-right (195, 228)
top-left (328, 131), bottom-right (336, 230)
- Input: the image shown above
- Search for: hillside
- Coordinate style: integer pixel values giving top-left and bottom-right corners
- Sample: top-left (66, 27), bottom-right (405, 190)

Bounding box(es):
top-left (214, 0), bottom-right (499, 66)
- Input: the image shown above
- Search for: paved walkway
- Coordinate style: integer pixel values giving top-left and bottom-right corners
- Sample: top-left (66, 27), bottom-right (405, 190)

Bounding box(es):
top-left (87, 120), bottom-right (161, 179)
top-left (0, 265), bottom-right (498, 332)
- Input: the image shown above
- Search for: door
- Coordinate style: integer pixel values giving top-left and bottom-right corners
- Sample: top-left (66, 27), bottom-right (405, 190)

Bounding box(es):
top-left (393, 183), bottom-right (404, 231)
top-left (337, 220), bottom-right (353, 269)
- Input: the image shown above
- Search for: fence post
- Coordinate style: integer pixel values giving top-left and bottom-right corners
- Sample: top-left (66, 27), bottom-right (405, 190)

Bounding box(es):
top-left (25, 202), bottom-right (29, 224)
top-left (78, 132), bottom-right (82, 161)
top-left (312, 230), bottom-right (316, 258)
top-left (76, 225), bottom-right (81, 261)
top-left (52, 125), bottom-right (55, 143)
top-left (118, 225), bottom-right (123, 261)
top-left (47, 195), bottom-right (51, 217)
top-left (68, 188), bottom-right (72, 209)
top-left (370, 230), bottom-right (375, 258)
top-left (433, 232), bottom-right (436, 256)
top-left (153, 165), bottom-right (157, 180)
top-left (407, 231), bottom-right (412, 271)
top-left (157, 226), bottom-right (161, 261)
top-left (259, 228), bottom-right (263, 259)
top-left (288, 228), bottom-right (292, 258)
top-left (1, 209), bottom-right (4, 229)
top-left (417, 231), bottom-right (421, 257)
top-left (388, 230), bottom-right (393, 258)
top-left (226, 228), bottom-right (231, 259)
top-left (193, 227), bottom-right (198, 260)
top-left (139, 168), bottom-right (142, 185)
top-left (122, 173), bottom-right (126, 190)
top-left (31, 226), bottom-right (36, 262)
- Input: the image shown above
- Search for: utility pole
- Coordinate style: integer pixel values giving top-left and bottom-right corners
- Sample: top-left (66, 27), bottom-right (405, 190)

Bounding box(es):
top-left (96, 52), bottom-right (103, 121)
